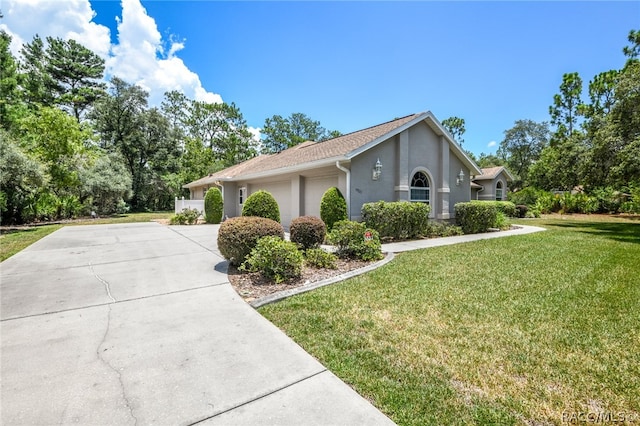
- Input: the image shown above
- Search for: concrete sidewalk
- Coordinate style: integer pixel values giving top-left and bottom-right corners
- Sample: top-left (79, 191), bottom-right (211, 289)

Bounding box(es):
top-left (381, 224), bottom-right (546, 253)
top-left (1, 223), bottom-right (393, 425)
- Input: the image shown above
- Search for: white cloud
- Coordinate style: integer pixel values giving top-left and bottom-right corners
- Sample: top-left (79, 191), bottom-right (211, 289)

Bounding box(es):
top-left (1, 0), bottom-right (222, 106)
top-left (1, 0), bottom-right (111, 58)
top-left (488, 140), bottom-right (497, 148)
top-left (248, 126), bottom-right (262, 143)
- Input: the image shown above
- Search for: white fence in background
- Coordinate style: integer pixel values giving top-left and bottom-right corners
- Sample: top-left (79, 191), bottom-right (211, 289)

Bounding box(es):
top-left (174, 197), bottom-right (205, 215)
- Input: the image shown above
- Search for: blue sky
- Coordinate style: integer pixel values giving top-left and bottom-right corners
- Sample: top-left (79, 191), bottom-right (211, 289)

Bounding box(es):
top-left (2, 1), bottom-right (638, 156)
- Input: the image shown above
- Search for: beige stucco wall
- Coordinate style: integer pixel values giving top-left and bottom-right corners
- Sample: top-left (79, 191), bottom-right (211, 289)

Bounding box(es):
top-left (216, 166), bottom-right (345, 227)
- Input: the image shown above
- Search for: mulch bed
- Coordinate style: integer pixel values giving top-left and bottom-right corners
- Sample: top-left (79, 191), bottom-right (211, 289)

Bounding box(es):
top-left (227, 258), bottom-right (374, 303)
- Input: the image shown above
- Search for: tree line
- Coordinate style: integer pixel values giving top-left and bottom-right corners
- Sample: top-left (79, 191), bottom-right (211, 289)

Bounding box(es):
top-left (2, 30), bottom-right (637, 224)
top-left (469, 30), bottom-right (639, 197)
top-left (0, 31), bottom-right (340, 224)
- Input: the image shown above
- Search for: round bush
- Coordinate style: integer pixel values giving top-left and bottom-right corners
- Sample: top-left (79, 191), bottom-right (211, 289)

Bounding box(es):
top-left (204, 187), bottom-right (223, 224)
top-left (217, 216), bottom-right (284, 266)
top-left (290, 216), bottom-right (326, 249)
top-left (240, 236), bottom-right (303, 284)
top-left (242, 190), bottom-right (280, 223)
top-left (327, 220), bottom-right (383, 261)
top-left (320, 187), bottom-right (347, 231)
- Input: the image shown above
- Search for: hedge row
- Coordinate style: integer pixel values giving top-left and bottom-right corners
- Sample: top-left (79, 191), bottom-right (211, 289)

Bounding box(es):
top-left (454, 202), bottom-right (498, 234)
top-left (361, 201), bottom-right (430, 240)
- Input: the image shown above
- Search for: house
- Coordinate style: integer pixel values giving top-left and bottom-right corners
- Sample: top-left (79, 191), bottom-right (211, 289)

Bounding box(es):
top-left (471, 166), bottom-right (514, 201)
top-left (184, 111), bottom-right (483, 225)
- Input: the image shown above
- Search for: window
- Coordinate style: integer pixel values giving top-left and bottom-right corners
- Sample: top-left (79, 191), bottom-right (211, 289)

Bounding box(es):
top-left (496, 181), bottom-right (503, 200)
top-left (239, 187), bottom-right (246, 204)
top-left (410, 171), bottom-right (430, 204)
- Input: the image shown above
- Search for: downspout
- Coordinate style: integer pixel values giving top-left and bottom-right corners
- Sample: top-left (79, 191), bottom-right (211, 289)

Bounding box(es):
top-left (335, 161), bottom-right (351, 219)
top-left (476, 182), bottom-right (484, 200)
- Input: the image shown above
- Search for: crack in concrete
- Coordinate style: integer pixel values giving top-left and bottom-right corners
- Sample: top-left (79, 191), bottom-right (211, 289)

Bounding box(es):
top-left (96, 305), bottom-right (138, 426)
top-left (89, 262), bottom-right (116, 303)
top-left (187, 369), bottom-right (328, 425)
top-left (1, 283), bottom-right (228, 322)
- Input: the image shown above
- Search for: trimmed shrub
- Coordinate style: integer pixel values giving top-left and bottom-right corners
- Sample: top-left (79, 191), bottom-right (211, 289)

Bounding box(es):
top-left (515, 204), bottom-right (528, 218)
top-left (304, 248), bottom-right (338, 269)
top-left (240, 236), bottom-right (303, 283)
top-left (327, 220), bottom-right (383, 261)
top-left (471, 200), bottom-right (516, 217)
top-left (170, 208), bottom-right (200, 225)
top-left (204, 187), bottom-right (223, 224)
top-left (455, 202), bottom-right (498, 234)
top-left (217, 216), bottom-right (284, 266)
top-left (320, 187), bottom-right (347, 231)
top-left (242, 190), bottom-right (280, 222)
top-left (290, 216), bottom-right (326, 250)
top-left (361, 201), bottom-right (430, 240)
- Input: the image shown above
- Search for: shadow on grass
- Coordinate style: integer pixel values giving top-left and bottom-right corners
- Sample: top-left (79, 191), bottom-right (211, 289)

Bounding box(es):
top-left (552, 220), bottom-right (640, 244)
top-left (0, 227), bottom-right (39, 236)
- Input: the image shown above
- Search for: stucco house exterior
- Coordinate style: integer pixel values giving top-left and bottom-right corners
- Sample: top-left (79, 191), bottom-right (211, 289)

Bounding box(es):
top-left (184, 111), bottom-right (482, 225)
top-left (471, 166), bottom-right (514, 201)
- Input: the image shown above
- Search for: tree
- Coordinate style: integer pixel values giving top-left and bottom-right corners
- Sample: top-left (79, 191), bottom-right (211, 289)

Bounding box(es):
top-left (441, 116), bottom-right (466, 146)
top-left (44, 37), bottom-right (106, 122)
top-left (17, 106), bottom-right (90, 196)
top-left (261, 112), bottom-right (339, 153)
top-left (79, 153), bottom-right (132, 215)
top-left (549, 72), bottom-right (584, 140)
top-left (475, 153), bottom-right (504, 168)
top-left (18, 34), bottom-right (53, 109)
top-left (529, 133), bottom-right (587, 191)
top-left (0, 31), bottom-right (21, 131)
top-left (0, 132), bottom-right (45, 224)
top-left (623, 29), bottom-right (640, 61)
top-left (497, 120), bottom-right (549, 188)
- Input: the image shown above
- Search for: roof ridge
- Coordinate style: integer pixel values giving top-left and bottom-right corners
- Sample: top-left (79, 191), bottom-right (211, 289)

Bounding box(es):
top-left (323, 113), bottom-right (420, 142)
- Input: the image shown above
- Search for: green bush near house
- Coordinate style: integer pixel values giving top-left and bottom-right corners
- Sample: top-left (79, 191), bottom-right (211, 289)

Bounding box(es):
top-left (455, 202), bottom-right (498, 234)
top-left (290, 216), bottom-right (326, 249)
top-left (170, 208), bottom-right (200, 225)
top-left (240, 236), bottom-right (303, 283)
top-left (320, 187), bottom-right (347, 231)
top-left (327, 220), bottom-right (383, 261)
top-left (242, 190), bottom-right (280, 223)
top-left (471, 200), bottom-right (516, 217)
top-left (204, 187), bottom-right (223, 224)
top-left (304, 248), bottom-right (338, 269)
top-left (362, 200), bottom-right (430, 240)
top-left (217, 216), bottom-right (284, 266)
top-left (423, 221), bottom-right (463, 238)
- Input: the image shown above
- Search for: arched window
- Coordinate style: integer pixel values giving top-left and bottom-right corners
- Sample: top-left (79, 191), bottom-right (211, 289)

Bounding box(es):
top-left (410, 171), bottom-right (430, 204)
top-left (496, 181), bottom-right (503, 200)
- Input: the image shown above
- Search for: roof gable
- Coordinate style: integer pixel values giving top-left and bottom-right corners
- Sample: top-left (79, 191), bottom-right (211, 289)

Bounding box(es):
top-left (474, 166), bottom-right (514, 181)
top-left (185, 111), bottom-right (482, 187)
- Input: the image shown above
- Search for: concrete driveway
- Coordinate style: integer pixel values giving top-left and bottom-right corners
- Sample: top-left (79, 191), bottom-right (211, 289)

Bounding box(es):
top-left (1, 222), bottom-right (393, 425)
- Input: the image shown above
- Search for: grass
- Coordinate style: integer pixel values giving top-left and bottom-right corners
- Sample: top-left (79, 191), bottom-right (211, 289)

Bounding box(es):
top-left (0, 211), bottom-right (173, 261)
top-left (260, 215), bottom-right (640, 425)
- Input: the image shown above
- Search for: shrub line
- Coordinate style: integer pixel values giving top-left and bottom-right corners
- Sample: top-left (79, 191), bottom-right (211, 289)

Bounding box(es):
top-left (250, 251), bottom-right (395, 309)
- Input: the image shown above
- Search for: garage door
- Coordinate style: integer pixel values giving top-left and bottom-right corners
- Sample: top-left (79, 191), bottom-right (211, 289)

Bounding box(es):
top-left (251, 181), bottom-right (292, 226)
top-left (304, 175), bottom-right (339, 218)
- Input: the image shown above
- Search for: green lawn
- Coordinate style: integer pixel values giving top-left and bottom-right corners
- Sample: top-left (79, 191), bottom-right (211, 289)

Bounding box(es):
top-left (260, 215), bottom-right (640, 425)
top-left (0, 211), bottom-right (173, 261)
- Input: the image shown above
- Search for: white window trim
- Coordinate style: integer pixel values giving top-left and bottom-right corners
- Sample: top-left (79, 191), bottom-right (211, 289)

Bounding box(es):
top-left (239, 186), bottom-right (246, 205)
top-left (409, 167), bottom-right (434, 207)
top-left (495, 181), bottom-right (503, 201)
